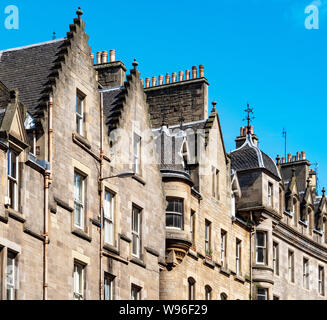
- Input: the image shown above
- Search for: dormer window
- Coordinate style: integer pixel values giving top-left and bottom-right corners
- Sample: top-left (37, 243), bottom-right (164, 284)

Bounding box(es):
top-left (76, 91), bottom-right (85, 136)
top-left (8, 149), bottom-right (18, 211)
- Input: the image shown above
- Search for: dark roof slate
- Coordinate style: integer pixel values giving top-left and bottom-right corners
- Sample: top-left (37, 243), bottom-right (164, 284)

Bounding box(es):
top-left (102, 87), bottom-right (124, 125)
top-left (230, 134), bottom-right (281, 179)
top-left (0, 39), bottom-right (66, 116)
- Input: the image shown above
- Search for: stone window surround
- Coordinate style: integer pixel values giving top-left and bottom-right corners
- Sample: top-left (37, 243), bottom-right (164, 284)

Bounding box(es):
top-left (254, 228), bottom-right (269, 266)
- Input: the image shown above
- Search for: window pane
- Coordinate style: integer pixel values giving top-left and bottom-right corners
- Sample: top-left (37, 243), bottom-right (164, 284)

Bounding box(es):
top-left (256, 232), bottom-right (265, 247)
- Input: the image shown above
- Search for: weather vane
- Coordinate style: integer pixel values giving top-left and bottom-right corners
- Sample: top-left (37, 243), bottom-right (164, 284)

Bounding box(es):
top-left (243, 103), bottom-right (255, 132)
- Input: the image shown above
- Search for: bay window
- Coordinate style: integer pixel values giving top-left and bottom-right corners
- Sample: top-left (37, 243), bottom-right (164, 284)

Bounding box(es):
top-left (166, 198), bottom-right (184, 230)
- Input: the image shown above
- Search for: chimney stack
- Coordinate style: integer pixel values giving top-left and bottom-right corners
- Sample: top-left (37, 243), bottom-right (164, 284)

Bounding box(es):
top-left (109, 49), bottom-right (115, 62)
top-left (185, 70), bottom-right (190, 80)
top-left (178, 71), bottom-right (183, 81)
top-left (199, 65), bottom-right (204, 78)
top-left (158, 75), bottom-right (163, 85)
top-left (152, 76), bottom-right (157, 87)
top-left (145, 78), bottom-right (150, 88)
top-left (192, 66), bottom-right (197, 79)
top-left (172, 72), bottom-right (177, 83)
top-left (101, 51), bottom-right (108, 64)
top-left (165, 73), bottom-right (170, 84)
top-left (96, 52), bottom-right (102, 65)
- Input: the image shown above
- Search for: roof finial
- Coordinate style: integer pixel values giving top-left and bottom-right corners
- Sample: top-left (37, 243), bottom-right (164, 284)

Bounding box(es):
top-left (76, 6), bottom-right (83, 18)
top-left (52, 32), bottom-right (56, 40)
top-left (132, 58), bottom-right (138, 70)
top-left (243, 103), bottom-right (254, 134)
top-left (212, 101), bottom-right (217, 110)
top-left (322, 187), bottom-right (325, 197)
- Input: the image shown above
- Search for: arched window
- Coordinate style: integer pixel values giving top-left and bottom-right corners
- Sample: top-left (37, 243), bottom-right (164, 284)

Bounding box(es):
top-left (205, 285), bottom-right (212, 300)
top-left (220, 292), bottom-right (228, 300)
top-left (188, 277), bottom-right (196, 300)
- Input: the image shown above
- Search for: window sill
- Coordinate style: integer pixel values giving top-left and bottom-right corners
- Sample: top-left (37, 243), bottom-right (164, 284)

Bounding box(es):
top-left (132, 174), bottom-right (146, 186)
top-left (103, 243), bottom-right (119, 255)
top-left (235, 274), bottom-right (245, 283)
top-left (188, 248), bottom-right (198, 260)
top-left (73, 132), bottom-right (91, 149)
top-left (130, 256), bottom-right (146, 269)
top-left (204, 257), bottom-right (215, 269)
top-left (72, 228), bottom-right (92, 242)
top-left (119, 233), bottom-right (132, 243)
top-left (6, 208), bottom-right (26, 223)
top-left (145, 246), bottom-right (159, 257)
top-left (220, 266), bottom-right (231, 277)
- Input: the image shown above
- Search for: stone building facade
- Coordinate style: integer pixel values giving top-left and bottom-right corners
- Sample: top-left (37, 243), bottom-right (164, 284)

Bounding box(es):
top-left (0, 8), bottom-right (325, 300)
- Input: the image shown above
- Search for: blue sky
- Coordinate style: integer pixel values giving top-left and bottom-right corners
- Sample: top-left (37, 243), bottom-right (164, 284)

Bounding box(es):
top-left (1, 0), bottom-right (326, 193)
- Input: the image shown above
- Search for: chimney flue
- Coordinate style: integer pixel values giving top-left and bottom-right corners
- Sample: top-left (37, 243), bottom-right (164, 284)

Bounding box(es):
top-left (96, 52), bottom-right (102, 65)
top-left (165, 73), bottom-right (170, 84)
top-left (145, 78), bottom-right (150, 88)
top-left (159, 75), bottom-right (163, 85)
top-left (109, 49), bottom-right (115, 62)
top-left (172, 72), bottom-right (177, 83)
top-left (192, 66), bottom-right (197, 79)
top-left (152, 76), bottom-right (157, 87)
top-left (101, 51), bottom-right (108, 64)
top-left (178, 71), bottom-right (183, 81)
top-left (199, 65), bottom-right (204, 78)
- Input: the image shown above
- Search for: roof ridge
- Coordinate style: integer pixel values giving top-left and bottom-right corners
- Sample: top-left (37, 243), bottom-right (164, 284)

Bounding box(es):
top-left (0, 38), bottom-right (66, 56)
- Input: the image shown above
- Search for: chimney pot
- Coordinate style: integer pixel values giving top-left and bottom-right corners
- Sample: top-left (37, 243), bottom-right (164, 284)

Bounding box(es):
top-left (292, 155), bottom-right (296, 162)
top-left (96, 52), bottom-right (102, 65)
top-left (101, 51), bottom-right (108, 64)
top-left (109, 49), bottom-right (115, 62)
top-left (192, 66), bottom-right (197, 79)
top-left (178, 71), bottom-right (183, 81)
top-left (152, 76), bottom-right (157, 87)
top-left (165, 73), bottom-right (170, 84)
top-left (185, 70), bottom-right (190, 80)
top-left (301, 151), bottom-right (306, 160)
top-left (296, 152), bottom-right (301, 161)
top-left (140, 78), bottom-right (144, 87)
top-left (287, 153), bottom-right (292, 162)
top-left (158, 75), bottom-right (163, 85)
top-left (199, 65), bottom-right (204, 78)
top-left (90, 53), bottom-right (94, 65)
top-left (250, 125), bottom-right (253, 134)
top-left (282, 157), bottom-right (286, 164)
top-left (145, 78), bottom-right (150, 88)
top-left (172, 72), bottom-right (177, 83)
top-left (240, 127), bottom-right (244, 136)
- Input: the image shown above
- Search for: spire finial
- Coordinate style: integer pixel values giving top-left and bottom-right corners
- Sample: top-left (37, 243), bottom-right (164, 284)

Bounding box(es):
top-left (132, 58), bottom-right (138, 70)
top-left (243, 103), bottom-right (254, 134)
top-left (76, 6), bottom-right (83, 18)
top-left (322, 187), bottom-right (325, 197)
top-left (212, 101), bottom-right (217, 109)
top-left (52, 32), bottom-right (56, 40)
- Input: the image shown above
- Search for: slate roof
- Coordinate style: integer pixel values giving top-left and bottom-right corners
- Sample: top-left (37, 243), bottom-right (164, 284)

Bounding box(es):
top-left (0, 39), bottom-right (66, 116)
top-left (102, 87), bottom-right (124, 126)
top-left (230, 133), bottom-right (281, 179)
top-left (0, 108), bottom-right (6, 128)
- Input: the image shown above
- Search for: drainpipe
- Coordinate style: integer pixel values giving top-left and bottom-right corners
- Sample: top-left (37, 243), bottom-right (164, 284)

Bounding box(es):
top-left (249, 211), bottom-right (255, 300)
top-left (43, 95), bottom-right (53, 300)
top-left (99, 91), bottom-right (104, 300)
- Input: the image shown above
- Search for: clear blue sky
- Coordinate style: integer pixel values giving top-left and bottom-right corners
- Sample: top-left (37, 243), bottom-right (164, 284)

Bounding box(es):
top-left (1, 0), bottom-right (326, 193)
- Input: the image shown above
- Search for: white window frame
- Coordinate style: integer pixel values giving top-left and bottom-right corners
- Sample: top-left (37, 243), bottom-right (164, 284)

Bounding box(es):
top-left (132, 206), bottom-right (141, 258)
top-left (7, 149), bottom-right (18, 211)
top-left (288, 250), bottom-right (294, 283)
top-left (257, 288), bottom-right (268, 300)
top-left (76, 93), bottom-right (84, 136)
top-left (73, 262), bottom-right (85, 300)
top-left (166, 198), bottom-right (184, 230)
top-left (221, 230), bottom-right (226, 266)
top-left (133, 133), bottom-right (141, 175)
top-left (205, 221), bottom-right (211, 254)
top-left (273, 242), bottom-right (279, 275)
top-left (131, 284), bottom-right (141, 300)
top-left (268, 182), bottom-right (273, 207)
top-left (319, 266), bottom-right (324, 296)
top-left (236, 239), bottom-right (241, 275)
top-left (74, 171), bottom-right (85, 230)
top-left (255, 231), bottom-right (267, 265)
top-left (104, 274), bottom-right (114, 300)
top-left (303, 258), bottom-right (309, 289)
top-left (6, 251), bottom-right (17, 300)
top-left (104, 190), bottom-right (114, 246)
